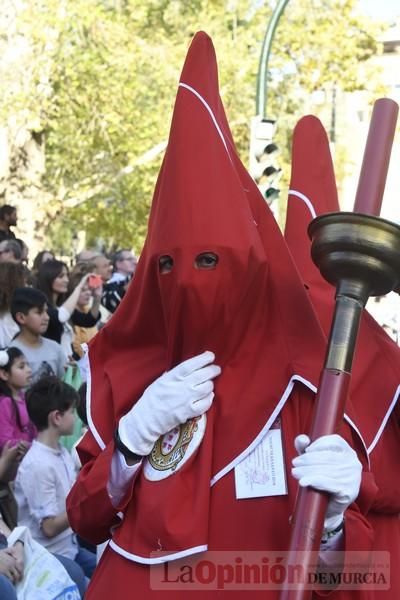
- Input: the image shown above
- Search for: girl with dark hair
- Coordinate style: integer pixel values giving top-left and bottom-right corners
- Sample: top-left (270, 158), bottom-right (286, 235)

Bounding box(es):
top-left (0, 348), bottom-right (35, 452)
top-left (35, 259), bottom-right (69, 308)
top-left (0, 346), bottom-right (32, 536)
top-left (35, 260), bottom-right (100, 359)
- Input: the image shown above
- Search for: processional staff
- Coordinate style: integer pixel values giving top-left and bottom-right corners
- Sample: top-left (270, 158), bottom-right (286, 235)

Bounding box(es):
top-left (280, 98), bottom-right (400, 600)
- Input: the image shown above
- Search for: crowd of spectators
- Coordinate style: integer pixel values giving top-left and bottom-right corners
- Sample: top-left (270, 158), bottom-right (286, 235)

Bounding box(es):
top-left (0, 203), bottom-right (137, 598)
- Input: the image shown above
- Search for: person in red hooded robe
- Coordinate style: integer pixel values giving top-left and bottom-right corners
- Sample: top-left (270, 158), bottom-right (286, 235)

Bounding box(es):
top-left (67, 33), bottom-right (374, 599)
top-left (284, 114), bottom-right (400, 599)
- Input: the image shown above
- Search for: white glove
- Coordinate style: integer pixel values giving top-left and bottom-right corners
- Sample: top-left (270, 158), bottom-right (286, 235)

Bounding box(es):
top-left (291, 434), bottom-right (362, 532)
top-left (118, 351), bottom-right (221, 457)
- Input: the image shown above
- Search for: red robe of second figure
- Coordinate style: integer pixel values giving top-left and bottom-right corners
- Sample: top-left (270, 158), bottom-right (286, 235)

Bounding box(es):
top-left (284, 113), bottom-right (400, 599)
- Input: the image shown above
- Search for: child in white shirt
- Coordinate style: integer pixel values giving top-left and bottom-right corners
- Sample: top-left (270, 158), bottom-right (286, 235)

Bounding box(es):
top-left (14, 376), bottom-right (96, 578)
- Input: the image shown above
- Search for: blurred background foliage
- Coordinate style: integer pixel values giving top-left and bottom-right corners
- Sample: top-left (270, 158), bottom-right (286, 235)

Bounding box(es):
top-left (0, 0), bottom-right (386, 253)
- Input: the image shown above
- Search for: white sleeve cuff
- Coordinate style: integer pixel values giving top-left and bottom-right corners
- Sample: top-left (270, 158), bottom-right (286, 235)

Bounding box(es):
top-left (107, 449), bottom-right (142, 508)
top-left (58, 306), bottom-right (72, 323)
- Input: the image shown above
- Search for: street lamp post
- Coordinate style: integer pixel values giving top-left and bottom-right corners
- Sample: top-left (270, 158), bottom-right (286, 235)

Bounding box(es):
top-left (256, 0), bottom-right (290, 118)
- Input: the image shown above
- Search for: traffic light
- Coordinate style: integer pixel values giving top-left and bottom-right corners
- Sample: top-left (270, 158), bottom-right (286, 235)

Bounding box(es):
top-left (249, 117), bottom-right (281, 209)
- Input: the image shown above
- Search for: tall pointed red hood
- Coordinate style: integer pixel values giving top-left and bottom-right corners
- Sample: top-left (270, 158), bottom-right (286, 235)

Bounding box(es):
top-left (88, 33), bottom-right (326, 461)
top-left (85, 34), bottom-right (328, 560)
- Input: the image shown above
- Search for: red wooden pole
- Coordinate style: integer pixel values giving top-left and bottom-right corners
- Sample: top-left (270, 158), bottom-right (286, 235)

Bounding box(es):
top-left (353, 98), bottom-right (398, 215)
top-left (279, 370), bottom-right (350, 600)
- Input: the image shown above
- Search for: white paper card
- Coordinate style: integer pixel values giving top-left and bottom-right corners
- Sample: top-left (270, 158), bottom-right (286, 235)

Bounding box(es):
top-left (234, 428), bottom-right (287, 499)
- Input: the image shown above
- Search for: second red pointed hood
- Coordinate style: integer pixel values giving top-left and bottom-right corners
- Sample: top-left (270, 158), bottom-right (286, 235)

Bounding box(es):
top-left (284, 114), bottom-right (400, 452)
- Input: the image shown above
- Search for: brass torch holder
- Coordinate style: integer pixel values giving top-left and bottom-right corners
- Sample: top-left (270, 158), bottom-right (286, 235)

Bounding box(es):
top-left (309, 211), bottom-right (400, 372)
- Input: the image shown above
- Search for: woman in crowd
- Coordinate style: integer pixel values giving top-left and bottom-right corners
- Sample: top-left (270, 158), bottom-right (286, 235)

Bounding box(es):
top-left (68, 263), bottom-right (102, 360)
top-left (35, 260), bottom-right (100, 360)
top-left (0, 263), bottom-right (26, 347)
top-left (0, 441), bottom-right (27, 599)
top-left (0, 440), bottom-right (87, 599)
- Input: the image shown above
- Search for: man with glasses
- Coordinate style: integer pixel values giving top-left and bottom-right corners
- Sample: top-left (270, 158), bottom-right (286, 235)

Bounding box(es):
top-left (110, 249), bottom-right (137, 284)
top-left (101, 249), bottom-right (137, 314)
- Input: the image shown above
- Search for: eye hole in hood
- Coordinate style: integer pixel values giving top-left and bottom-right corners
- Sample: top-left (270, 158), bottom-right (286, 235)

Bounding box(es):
top-left (159, 252), bottom-right (219, 274)
top-left (195, 252), bottom-right (218, 270)
top-left (159, 255), bottom-right (174, 274)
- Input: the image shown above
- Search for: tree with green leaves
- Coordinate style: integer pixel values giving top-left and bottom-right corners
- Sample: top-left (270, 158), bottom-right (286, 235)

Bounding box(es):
top-left (0, 0), bottom-right (386, 254)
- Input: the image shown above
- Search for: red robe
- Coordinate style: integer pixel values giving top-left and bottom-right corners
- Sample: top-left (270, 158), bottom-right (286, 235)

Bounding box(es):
top-left (67, 35), bottom-right (375, 599)
top-left (68, 383), bottom-right (373, 599)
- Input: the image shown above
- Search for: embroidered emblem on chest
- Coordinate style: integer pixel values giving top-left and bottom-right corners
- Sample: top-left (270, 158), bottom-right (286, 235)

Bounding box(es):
top-left (143, 414), bottom-right (206, 481)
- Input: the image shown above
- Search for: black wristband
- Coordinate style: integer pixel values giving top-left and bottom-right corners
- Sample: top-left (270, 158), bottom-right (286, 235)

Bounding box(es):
top-left (321, 518), bottom-right (345, 544)
top-left (113, 428), bottom-right (143, 463)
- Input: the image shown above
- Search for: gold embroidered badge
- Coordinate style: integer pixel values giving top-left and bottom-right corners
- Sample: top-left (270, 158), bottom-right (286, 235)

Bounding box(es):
top-left (148, 417), bottom-right (201, 471)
